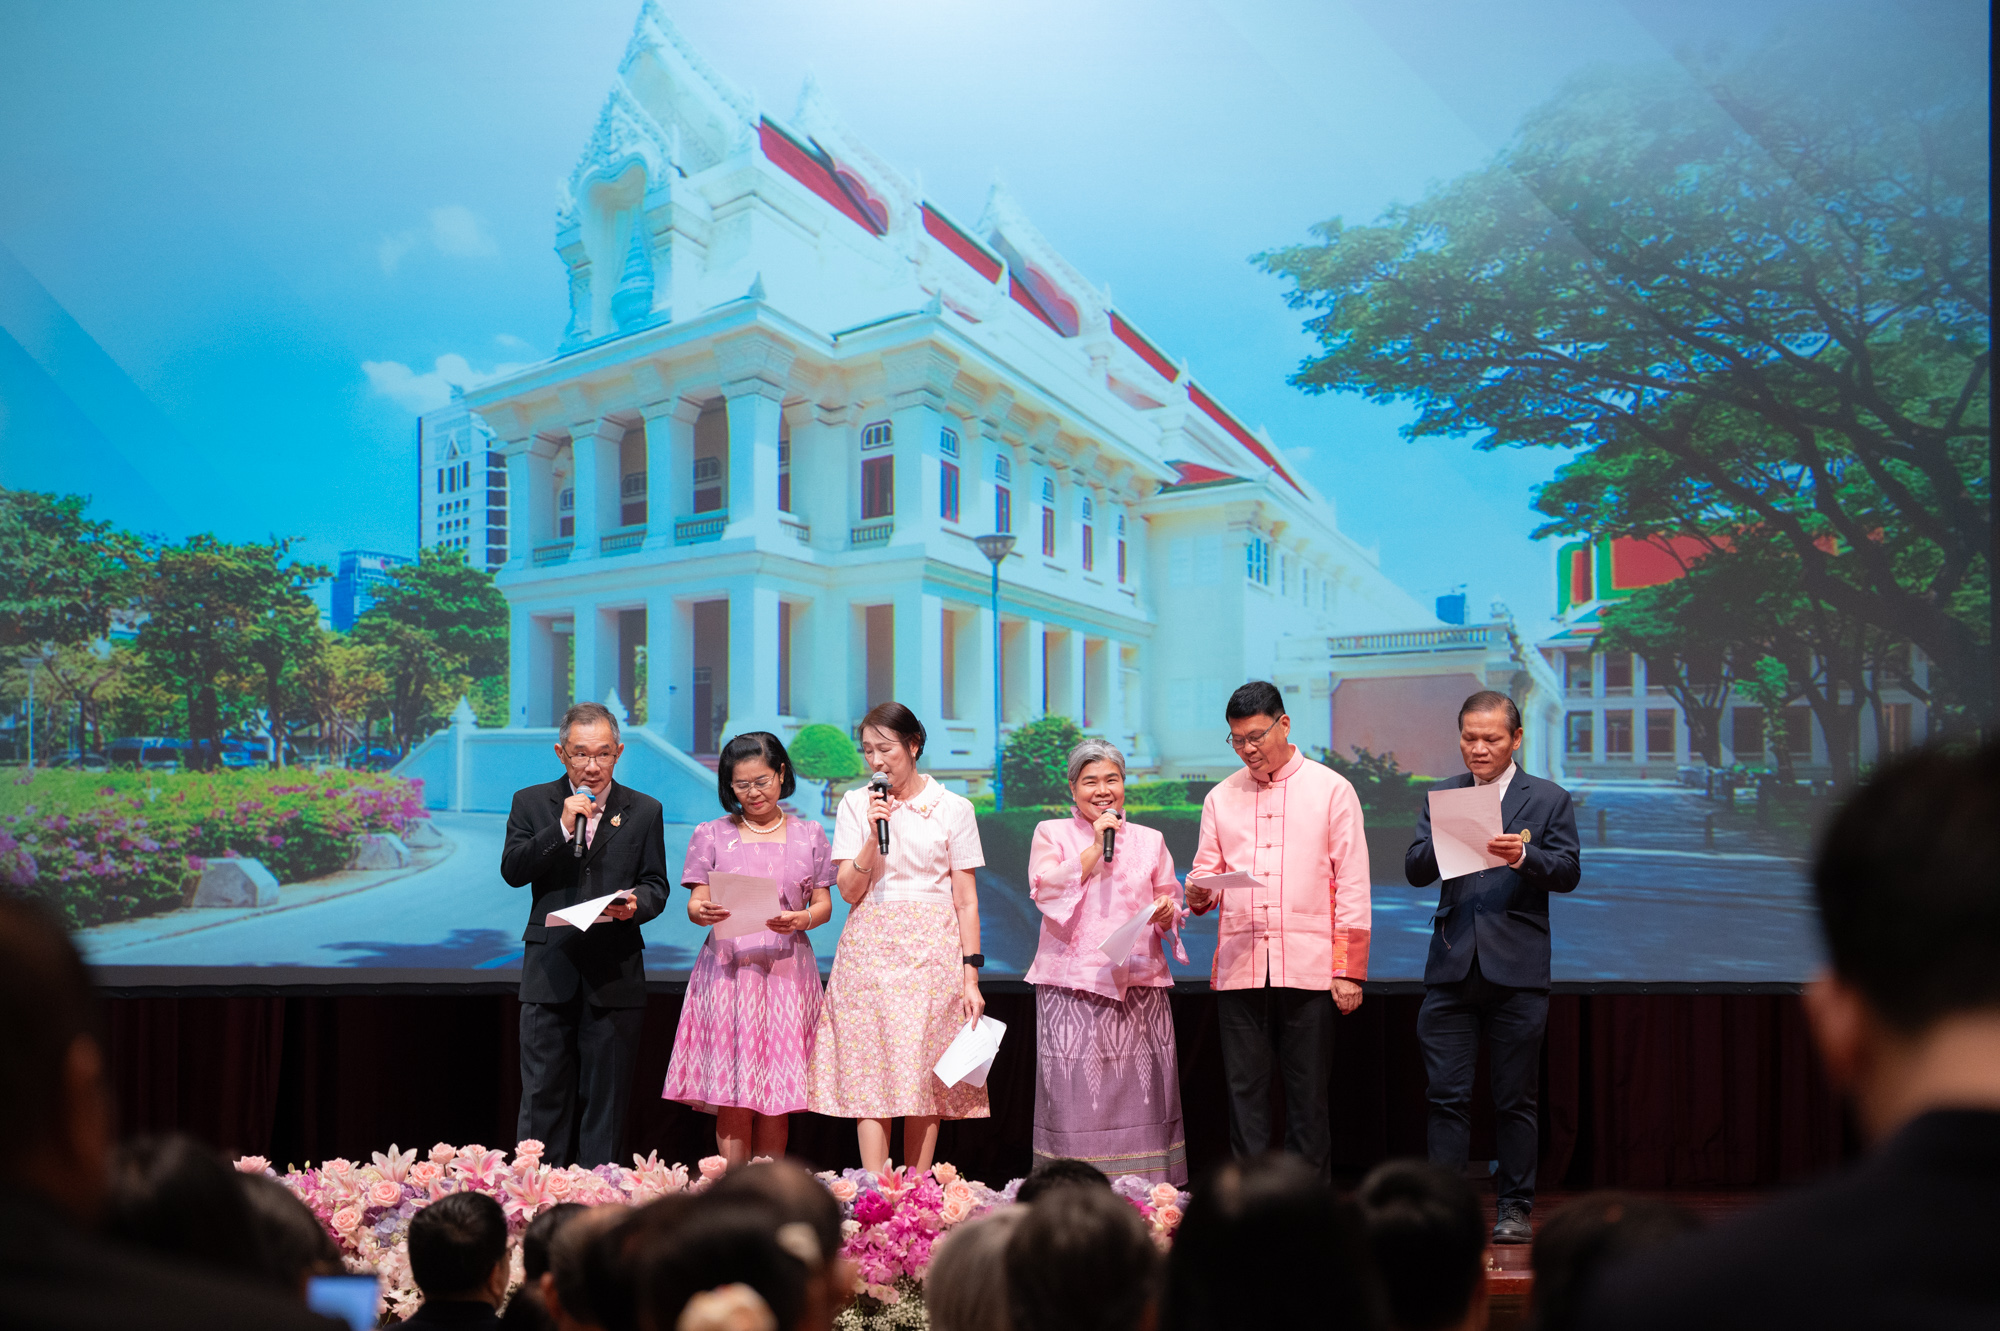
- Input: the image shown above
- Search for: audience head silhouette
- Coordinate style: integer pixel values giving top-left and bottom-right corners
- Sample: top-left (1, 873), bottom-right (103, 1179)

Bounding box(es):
top-left (1005, 1181), bottom-right (1158, 1331)
top-left (0, 893), bottom-right (109, 1222)
top-left (1526, 1192), bottom-right (1696, 1331)
top-left (641, 1196), bottom-right (810, 1331)
top-left (105, 1134), bottom-right (269, 1282)
top-left (925, 1207), bottom-right (1023, 1331)
top-left (1013, 1156), bottom-right (1112, 1205)
top-left (409, 1190), bottom-right (511, 1312)
top-left (1356, 1160), bottom-right (1487, 1331)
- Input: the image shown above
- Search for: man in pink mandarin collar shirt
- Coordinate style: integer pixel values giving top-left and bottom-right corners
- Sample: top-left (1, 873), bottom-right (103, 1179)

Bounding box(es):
top-left (1186, 681), bottom-right (1371, 1176)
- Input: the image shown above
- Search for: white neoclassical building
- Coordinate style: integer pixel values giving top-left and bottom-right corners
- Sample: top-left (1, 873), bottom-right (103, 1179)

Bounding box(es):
top-left (454, 2), bottom-right (1436, 789)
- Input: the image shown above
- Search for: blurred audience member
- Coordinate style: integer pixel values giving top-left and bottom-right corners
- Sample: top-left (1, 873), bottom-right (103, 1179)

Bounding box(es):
top-left (406, 1190), bottom-right (511, 1329)
top-left (105, 1133), bottom-right (269, 1281)
top-left (1164, 1153), bottom-right (1385, 1331)
top-left (576, 1194), bottom-right (693, 1331)
top-left (1006, 1182), bottom-right (1158, 1331)
top-left (1583, 742), bottom-right (2000, 1329)
top-left (712, 1160), bottom-right (855, 1328)
top-left (501, 1201), bottom-right (589, 1331)
top-left (1357, 1160), bottom-right (1487, 1331)
top-left (926, 1208), bottom-right (1025, 1331)
top-left (643, 1198), bottom-right (811, 1331)
top-left (1529, 1194), bottom-right (1695, 1331)
top-left (0, 893), bottom-right (338, 1329)
top-left (1013, 1155), bottom-right (1113, 1204)
top-left (239, 1169), bottom-right (345, 1299)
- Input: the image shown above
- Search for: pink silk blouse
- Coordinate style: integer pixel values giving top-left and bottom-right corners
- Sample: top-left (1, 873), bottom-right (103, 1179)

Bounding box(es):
top-left (1190, 749), bottom-right (1372, 990)
top-left (1026, 809), bottom-right (1188, 1001)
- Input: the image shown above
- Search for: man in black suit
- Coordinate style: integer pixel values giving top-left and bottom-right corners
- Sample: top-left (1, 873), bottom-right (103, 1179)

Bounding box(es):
top-left (501, 701), bottom-right (669, 1168)
top-left (0, 894), bottom-right (341, 1329)
top-left (1581, 743), bottom-right (2000, 1330)
top-left (1406, 689), bottom-right (1581, 1243)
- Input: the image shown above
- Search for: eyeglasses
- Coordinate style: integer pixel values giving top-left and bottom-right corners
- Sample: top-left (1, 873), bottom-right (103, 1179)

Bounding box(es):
top-left (1224, 721), bottom-right (1283, 752)
top-left (563, 750), bottom-right (615, 767)
top-left (730, 775), bottom-right (777, 795)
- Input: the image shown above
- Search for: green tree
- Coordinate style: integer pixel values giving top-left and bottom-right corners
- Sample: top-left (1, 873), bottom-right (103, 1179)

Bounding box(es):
top-left (1259, 14), bottom-right (1990, 725)
top-left (1001, 715), bottom-right (1086, 807)
top-left (240, 557), bottom-right (330, 766)
top-left (353, 547), bottom-right (508, 755)
top-left (0, 488), bottom-right (138, 655)
top-left (789, 723), bottom-right (866, 784)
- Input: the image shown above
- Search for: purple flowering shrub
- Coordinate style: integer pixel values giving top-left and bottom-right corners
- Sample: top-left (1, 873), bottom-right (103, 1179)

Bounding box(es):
top-left (3, 768), bottom-right (428, 927)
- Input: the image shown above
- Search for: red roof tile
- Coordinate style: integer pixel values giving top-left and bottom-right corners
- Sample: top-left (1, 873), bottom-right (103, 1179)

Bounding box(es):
top-left (758, 118), bottom-right (887, 237)
top-left (1186, 382), bottom-right (1303, 494)
top-left (922, 204), bottom-right (1003, 282)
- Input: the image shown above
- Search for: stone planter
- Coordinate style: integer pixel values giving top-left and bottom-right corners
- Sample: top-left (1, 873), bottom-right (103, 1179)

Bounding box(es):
top-left (193, 858), bottom-right (281, 908)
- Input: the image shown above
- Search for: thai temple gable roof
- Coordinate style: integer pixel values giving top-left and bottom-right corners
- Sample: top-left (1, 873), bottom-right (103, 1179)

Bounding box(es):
top-left (789, 73), bottom-right (919, 242)
top-left (575, 0), bottom-right (752, 204)
top-left (975, 183), bottom-right (1106, 342)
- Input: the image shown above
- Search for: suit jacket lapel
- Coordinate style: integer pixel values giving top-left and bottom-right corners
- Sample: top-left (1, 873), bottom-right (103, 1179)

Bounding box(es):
top-left (582, 781), bottom-right (628, 867)
top-left (1500, 773), bottom-right (1533, 832)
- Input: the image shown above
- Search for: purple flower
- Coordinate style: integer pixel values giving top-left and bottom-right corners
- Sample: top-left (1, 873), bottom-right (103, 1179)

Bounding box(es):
top-left (852, 1190), bottom-right (893, 1226)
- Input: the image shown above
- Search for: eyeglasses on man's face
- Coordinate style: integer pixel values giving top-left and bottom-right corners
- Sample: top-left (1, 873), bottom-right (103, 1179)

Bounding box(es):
top-left (731, 774), bottom-right (777, 795)
top-left (563, 749), bottom-right (616, 768)
top-left (1225, 720), bottom-right (1283, 752)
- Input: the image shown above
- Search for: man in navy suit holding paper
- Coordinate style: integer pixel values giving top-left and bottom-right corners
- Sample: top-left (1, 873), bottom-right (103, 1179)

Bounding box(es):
top-left (1406, 690), bottom-right (1581, 1243)
top-left (501, 701), bottom-right (670, 1168)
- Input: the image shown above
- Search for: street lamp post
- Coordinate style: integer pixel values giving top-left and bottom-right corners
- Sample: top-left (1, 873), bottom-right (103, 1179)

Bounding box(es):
top-left (973, 534), bottom-right (1017, 810)
top-left (18, 655), bottom-right (40, 769)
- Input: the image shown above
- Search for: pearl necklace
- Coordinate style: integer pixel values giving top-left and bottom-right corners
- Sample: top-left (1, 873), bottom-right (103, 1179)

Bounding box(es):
top-left (741, 812), bottom-right (785, 835)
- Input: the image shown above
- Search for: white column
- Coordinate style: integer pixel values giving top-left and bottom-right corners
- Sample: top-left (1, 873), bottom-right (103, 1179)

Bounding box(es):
top-left (725, 579), bottom-right (786, 739)
top-left (1102, 639), bottom-right (1128, 748)
top-left (723, 382), bottom-right (785, 544)
top-left (893, 590), bottom-right (947, 745)
top-left (642, 397), bottom-right (700, 550)
top-left (508, 603), bottom-right (538, 727)
top-left (792, 402), bottom-right (851, 552)
top-left (644, 589), bottom-right (681, 742)
top-left (504, 438), bottom-right (557, 568)
top-left (570, 603), bottom-right (605, 711)
top-left (569, 418), bottom-right (624, 560)
top-left (799, 596), bottom-right (851, 730)
top-left (1025, 619), bottom-right (1048, 718)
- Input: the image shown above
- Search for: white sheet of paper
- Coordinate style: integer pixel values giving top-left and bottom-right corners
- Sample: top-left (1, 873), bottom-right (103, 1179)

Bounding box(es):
top-left (1189, 870), bottom-right (1263, 902)
top-left (1099, 900), bottom-right (1157, 964)
top-left (1428, 782), bottom-right (1507, 880)
top-left (934, 1015), bottom-right (1007, 1088)
top-left (707, 871), bottom-right (783, 940)
top-left (547, 890), bottom-right (627, 932)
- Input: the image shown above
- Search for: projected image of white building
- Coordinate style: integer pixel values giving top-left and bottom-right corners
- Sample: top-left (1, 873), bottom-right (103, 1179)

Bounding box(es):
top-left (461, 2), bottom-right (1448, 786)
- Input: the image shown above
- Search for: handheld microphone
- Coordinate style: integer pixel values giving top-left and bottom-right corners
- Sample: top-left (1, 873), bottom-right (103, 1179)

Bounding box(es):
top-left (1103, 812), bottom-right (1118, 864)
top-left (571, 786), bottom-right (595, 859)
top-left (869, 771), bottom-right (892, 855)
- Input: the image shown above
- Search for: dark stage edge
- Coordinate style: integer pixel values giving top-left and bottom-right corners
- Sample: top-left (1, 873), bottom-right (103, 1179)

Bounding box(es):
top-left (96, 970), bottom-right (1807, 998)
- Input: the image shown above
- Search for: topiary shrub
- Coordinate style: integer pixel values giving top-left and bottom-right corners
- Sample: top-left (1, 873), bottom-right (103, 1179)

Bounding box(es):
top-left (1000, 715), bottom-right (1086, 807)
top-left (790, 723), bottom-right (866, 784)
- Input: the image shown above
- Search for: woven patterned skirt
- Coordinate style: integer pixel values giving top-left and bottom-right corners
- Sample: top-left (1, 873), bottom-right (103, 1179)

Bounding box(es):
top-left (1033, 983), bottom-right (1186, 1184)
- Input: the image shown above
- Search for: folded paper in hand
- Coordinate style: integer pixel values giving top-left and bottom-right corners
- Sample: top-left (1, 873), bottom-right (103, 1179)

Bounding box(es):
top-left (707, 871), bottom-right (782, 940)
top-left (934, 1015), bottom-right (1007, 1089)
top-left (1098, 900), bottom-right (1157, 964)
top-left (1189, 870), bottom-right (1263, 900)
top-left (1427, 782), bottom-right (1507, 880)
top-left (546, 890), bottom-right (629, 932)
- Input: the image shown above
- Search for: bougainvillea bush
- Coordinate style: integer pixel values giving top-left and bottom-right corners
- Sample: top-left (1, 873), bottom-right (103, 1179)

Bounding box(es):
top-left (2, 767), bottom-right (427, 926)
top-left (240, 1142), bottom-right (1189, 1329)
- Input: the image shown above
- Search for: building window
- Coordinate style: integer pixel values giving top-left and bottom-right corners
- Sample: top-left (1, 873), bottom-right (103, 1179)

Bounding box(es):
top-left (994, 453), bottom-right (1011, 482)
top-left (692, 455), bottom-right (723, 513)
top-left (1605, 710), bottom-right (1634, 756)
top-left (939, 427), bottom-right (959, 457)
top-left (1246, 536), bottom-right (1270, 586)
top-left (1784, 707), bottom-right (1813, 758)
top-left (1646, 708), bottom-right (1676, 758)
top-left (778, 433), bottom-right (792, 513)
top-left (1567, 712), bottom-right (1593, 755)
top-left (1603, 652), bottom-right (1633, 693)
top-left (1080, 495), bottom-right (1094, 522)
top-left (558, 486), bottom-right (574, 539)
top-left (861, 420), bottom-right (894, 451)
top-left (1881, 702), bottom-right (1912, 755)
top-left (1567, 652), bottom-right (1592, 693)
top-left (1041, 504), bottom-right (1056, 558)
top-left (1116, 514), bottom-right (1128, 584)
top-left (940, 461), bottom-right (960, 522)
top-left (1731, 706), bottom-right (1765, 759)
top-left (995, 485), bottom-right (1011, 533)
top-left (1082, 524), bottom-right (1094, 571)
top-left (620, 470), bottom-right (646, 527)
top-left (861, 455), bottom-right (895, 519)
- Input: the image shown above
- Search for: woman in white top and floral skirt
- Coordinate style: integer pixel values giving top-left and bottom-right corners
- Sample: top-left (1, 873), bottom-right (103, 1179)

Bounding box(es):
top-left (806, 701), bottom-right (988, 1175)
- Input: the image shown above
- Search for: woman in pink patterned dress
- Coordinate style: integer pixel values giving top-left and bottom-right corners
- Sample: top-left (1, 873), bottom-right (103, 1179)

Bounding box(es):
top-left (662, 731), bottom-right (833, 1167)
top-left (807, 701), bottom-right (988, 1175)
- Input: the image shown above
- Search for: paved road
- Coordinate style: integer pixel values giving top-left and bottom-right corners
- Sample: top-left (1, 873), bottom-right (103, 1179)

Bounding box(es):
top-left (82, 783), bottom-right (1819, 984)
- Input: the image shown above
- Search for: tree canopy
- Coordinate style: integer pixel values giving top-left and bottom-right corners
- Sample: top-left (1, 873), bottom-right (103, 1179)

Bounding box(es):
top-left (1260, 11), bottom-right (1990, 729)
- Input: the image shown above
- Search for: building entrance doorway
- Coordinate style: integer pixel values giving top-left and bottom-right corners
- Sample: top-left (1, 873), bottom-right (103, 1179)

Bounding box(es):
top-left (692, 599), bottom-right (729, 753)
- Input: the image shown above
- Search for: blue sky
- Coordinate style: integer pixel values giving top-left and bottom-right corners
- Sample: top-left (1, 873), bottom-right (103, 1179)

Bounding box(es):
top-left (0, 0), bottom-right (1930, 635)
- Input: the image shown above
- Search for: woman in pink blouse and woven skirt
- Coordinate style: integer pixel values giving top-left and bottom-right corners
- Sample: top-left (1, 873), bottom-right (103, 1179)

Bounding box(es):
top-left (1026, 738), bottom-right (1189, 1183)
top-left (662, 731), bottom-right (834, 1167)
top-left (807, 701), bottom-right (988, 1175)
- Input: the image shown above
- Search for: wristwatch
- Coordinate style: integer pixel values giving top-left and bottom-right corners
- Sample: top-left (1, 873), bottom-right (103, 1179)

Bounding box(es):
top-left (961, 953), bottom-right (985, 969)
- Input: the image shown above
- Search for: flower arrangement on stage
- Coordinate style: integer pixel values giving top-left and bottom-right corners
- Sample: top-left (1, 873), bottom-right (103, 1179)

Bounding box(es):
top-left (237, 1142), bottom-right (1190, 1327)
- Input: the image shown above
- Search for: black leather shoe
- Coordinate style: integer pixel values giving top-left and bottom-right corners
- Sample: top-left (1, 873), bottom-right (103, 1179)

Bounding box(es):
top-left (1492, 1201), bottom-right (1533, 1244)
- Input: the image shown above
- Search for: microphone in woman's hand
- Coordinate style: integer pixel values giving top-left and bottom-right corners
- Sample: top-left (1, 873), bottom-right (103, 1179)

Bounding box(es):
top-left (870, 771), bottom-right (891, 854)
top-left (1104, 812), bottom-right (1119, 863)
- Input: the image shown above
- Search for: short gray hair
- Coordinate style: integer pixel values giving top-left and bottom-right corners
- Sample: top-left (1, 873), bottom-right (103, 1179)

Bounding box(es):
top-left (558, 701), bottom-right (620, 745)
top-left (1066, 738), bottom-right (1127, 787)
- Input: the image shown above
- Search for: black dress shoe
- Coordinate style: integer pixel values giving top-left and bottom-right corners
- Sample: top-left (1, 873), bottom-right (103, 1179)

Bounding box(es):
top-left (1492, 1200), bottom-right (1534, 1244)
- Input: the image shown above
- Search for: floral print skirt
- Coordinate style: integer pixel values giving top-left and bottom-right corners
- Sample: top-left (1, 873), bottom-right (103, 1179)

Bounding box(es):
top-left (806, 897), bottom-right (989, 1121)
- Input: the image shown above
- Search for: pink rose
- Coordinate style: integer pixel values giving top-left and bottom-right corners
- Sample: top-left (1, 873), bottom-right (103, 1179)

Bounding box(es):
top-left (515, 1138), bottom-right (545, 1161)
top-left (233, 1155), bottom-right (271, 1174)
top-left (409, 1162), bottom-right (443, 1187)
top-left (943, 1179), bottom-right (973, 1205)
top-left (1155, 1204), bottom-right (1184, 1231)
top-left (930, 1162), bottom-right (959, 1186)
top-left (698, 1155), bottom-right (730, 1180)
top-left (545, 1170), bottom-right (575, 1200)
top-left (368, 1180), bottom-right (402, 1208)
top-left (1149, 1183), bottom-right (1180, 1209)
top-left (322, 1158), bottom-right (356, 1179)
top-left (331, 1204), bottom-right (363, 1236)
top-left (828, 1178), bottom-right (858, 1204)
top-left (429, 1143), bottom-right (457, 1166)
top-left (939, 1193), bottom-right (972, 1225)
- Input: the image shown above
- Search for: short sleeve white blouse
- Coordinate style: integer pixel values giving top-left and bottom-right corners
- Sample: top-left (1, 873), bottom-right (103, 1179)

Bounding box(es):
top-left (831, 775), bottom-right (985, 904)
